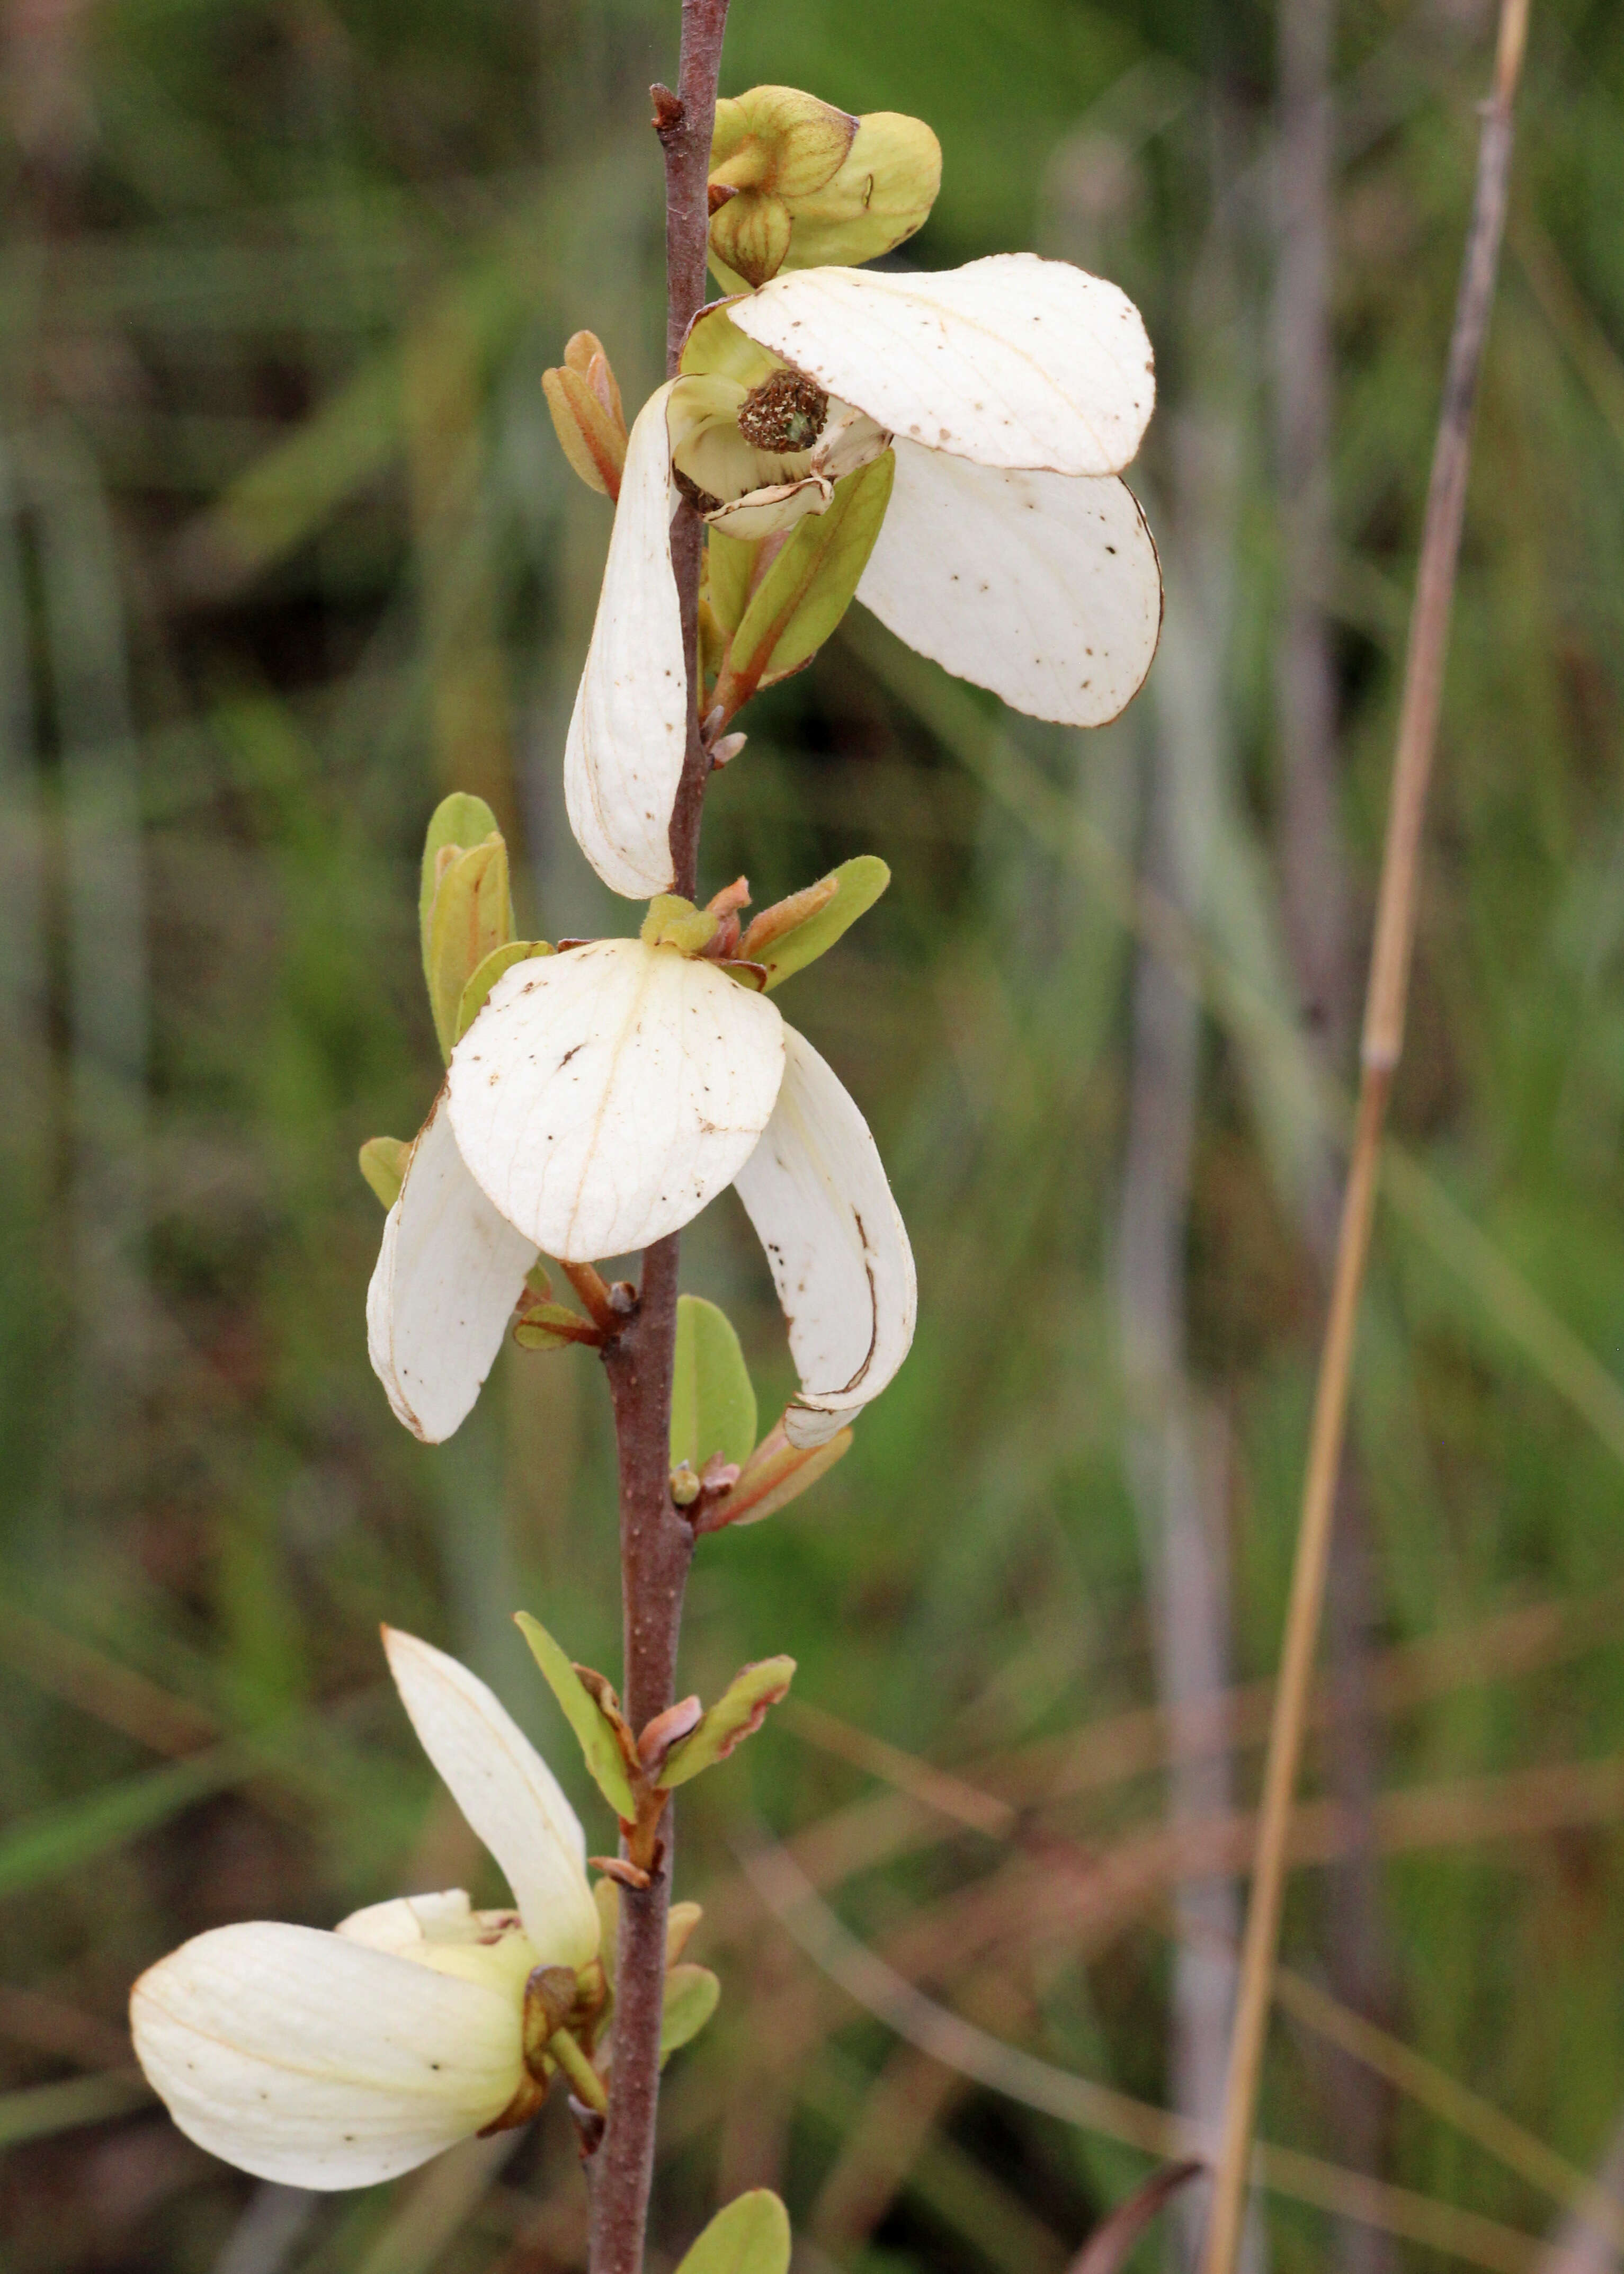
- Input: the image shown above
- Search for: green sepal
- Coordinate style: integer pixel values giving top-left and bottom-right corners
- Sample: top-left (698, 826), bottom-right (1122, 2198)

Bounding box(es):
top-left (419, 793), bottom-right (501, 944)
top-left (680, 304), bottom-right (777, 389)
top-left (641, 895), bottom-right (720, 954)
top-left (674, 2192), bottom-right (792, 2274)
top-left (745, 856), bottom-right (889, 991)
top-left (656, 1656), bottom-right (796, 1790)
top-left (455, 939), bottom-right (553, 1043)
top-left (593, 1879), bottom-right (620, 1987)
top-left (359, 1135), bottom-right (410, 1210)
top-left (722, 452), bottom-right (894, 700)
top-left (671, 1295), bottom-right (757, 1476)
top-left (514, 1612), bottom-right (638, 1820)
top-left (706, 524), bottom-right (755, 640)
top-left (660, 1964), bottom-right (720, 2064)
top-left (424, 837), bottom-right (514, 1061)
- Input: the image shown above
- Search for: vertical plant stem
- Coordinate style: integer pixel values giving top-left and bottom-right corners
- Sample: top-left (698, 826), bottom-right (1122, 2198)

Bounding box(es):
top-left (1199, 6), bottom-right (1531, 2271)
top-left (587, 8), bottom-right (728, 2273)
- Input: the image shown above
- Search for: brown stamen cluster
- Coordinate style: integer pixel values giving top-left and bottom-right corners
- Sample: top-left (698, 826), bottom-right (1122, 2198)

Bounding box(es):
top-left (737, 368), bottom-right (828, 453)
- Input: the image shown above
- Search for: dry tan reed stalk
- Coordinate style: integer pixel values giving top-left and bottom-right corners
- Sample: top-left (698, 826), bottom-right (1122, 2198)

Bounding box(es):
top-left (1201, 9), bottom-right (1533, 2250)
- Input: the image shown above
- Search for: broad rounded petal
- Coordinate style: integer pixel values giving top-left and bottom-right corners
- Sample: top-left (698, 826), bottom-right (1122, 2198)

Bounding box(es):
top-left (382, 1628), bottom-right (600, 1968)
top-left (733, 254), bottom-right (1154, 476)
top-left (446, 939), bottom-right (785, 1262)
top-left (564, 382), bottom-right (686, 899)
top-left (366, 1092), bottom-right (538, 1446)
top-left (858, 445), bottom-right (1162, 727)
top-left (733, 1025), bottom-right (916, 1449)
top-left (130, 1921), bottom-right (521, 2189)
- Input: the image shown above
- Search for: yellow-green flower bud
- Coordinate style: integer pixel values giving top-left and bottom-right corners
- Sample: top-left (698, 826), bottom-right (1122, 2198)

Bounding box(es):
top-left (707, 85), bottom-right (857, 290)
top-left (708, 95), bottom-right (941, 291)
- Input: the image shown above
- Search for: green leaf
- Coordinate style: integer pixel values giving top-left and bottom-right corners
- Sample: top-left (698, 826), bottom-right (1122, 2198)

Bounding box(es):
top-left (424, 837), bottom-right (514, 1061)
top-left (671, 1296), bottom-right (757, 1475)
top-left (743, 855), bottom-right (890, 992)
top-left (359, 1135), bottom-right (411, 1210)
top-left (514, 1613), bottom-right (638, 1820)
top-left (722, 451), bottom-right (894, 702)
top-left (674, 2191), bottom-right (791, 2274)
top-left (455, 940), bottom-right (553, 1042)
top-left (656, 1656), bottom-right (795, 1790)
top-left (660, 1964), bottom-right (720, 2064)
top-left (418, 793), bottom-right (502, 944)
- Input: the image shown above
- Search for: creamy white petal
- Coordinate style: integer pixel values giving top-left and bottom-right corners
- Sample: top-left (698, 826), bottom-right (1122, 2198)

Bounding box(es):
top-left (858, 445), bottom-right (1162, 727)
top-left (564, 382), bottom-right (686, 899)
top-left (732, 254), bottom-right (1154, 476)
top-left (446, 939), bottom-right (785, 1262)
top-left (733, 1025), bottom-right (916, 1449)
top-left (366, 1092), bottom-right (538, 1447)
top-left (382, 1628), bottom-right (599, 1969)
top-left (130, 1921), bottom-right (521, 2189)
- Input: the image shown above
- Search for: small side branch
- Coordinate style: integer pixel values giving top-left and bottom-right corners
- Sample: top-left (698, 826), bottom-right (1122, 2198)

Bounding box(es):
top-left (1199, 6), bottom-right (1532, 2271)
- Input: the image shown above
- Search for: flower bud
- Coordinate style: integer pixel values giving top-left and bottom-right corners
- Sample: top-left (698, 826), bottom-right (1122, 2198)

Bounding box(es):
top-left (708, 95), bottom-right (940, 290)
top-left (707, 85), bottom-right (856, 290)
top-left (542, 331), bottom-right (628, 498)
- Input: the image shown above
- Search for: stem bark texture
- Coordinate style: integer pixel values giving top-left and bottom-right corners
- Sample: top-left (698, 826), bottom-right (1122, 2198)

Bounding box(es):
top-left (586, 7), bottom-right (728, 2271)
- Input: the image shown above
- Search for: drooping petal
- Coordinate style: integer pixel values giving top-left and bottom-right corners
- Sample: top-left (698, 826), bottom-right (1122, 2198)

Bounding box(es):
top-left (857, 444), bottom-right (1162, 727)
top-left (732, 1025), bottom-right (916, 1449)
top-left (382, 1628), bottom-right (600, 1969)
top-left (564, 382), bottom-right (687, 899)
top-left (130, 1921), bottom-right (522, 2189)
top-left (732, 254), bottom-right (1154, 476)
top-left (365, 1091), bottom-right (538, 1447)
top-left (446, 939), bottom-right (785, 1262)
top-left (705, 474), bottom-right (833, 539)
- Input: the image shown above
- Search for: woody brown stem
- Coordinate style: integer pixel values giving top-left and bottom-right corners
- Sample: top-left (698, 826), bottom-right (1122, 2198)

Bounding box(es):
top-left (585, 7), bottom-right (729, 2272)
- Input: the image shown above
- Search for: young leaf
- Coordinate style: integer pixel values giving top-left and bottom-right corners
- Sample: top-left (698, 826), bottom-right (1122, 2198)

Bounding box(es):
top-left (513, 1303), bottom-right (601, 1352)
top-left (659, 1964), bottom-right (720, 2064)
top-left (455, 940), bottom-right (553, 1043)
top-left (718, 451), bottom-right (894, 709)
top-left (674, 2191), bottom-right (791, 2274)
top-left (671, 1296), bottom-right (757, 1477)
top-left (666, 1900), bottom-right (703, 1965)
top-left (740, 855), bottom-right (889, 991)
top-left (706, 525), bottom-right (755, 639)
top-left (424, 837), bottom-right (513, 1061)
top-left (419, 793), bottom-right (501, 944)
top-left (514, 1613), bottom-right (638, 1820)
top-left (640, 895), bottom-right (719, 954)
top-left (359, 1135), bottom-right (410, 1210)
top-left (697, 1420), bottom-right (853, 1532)
top-left (656, 1656), bottom-right (796, 1789)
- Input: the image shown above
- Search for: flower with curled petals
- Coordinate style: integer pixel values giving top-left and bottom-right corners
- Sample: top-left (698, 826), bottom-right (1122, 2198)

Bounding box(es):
top-left (368, 911), bottom-right (915, 1454)
top-left (565, 253), bottom-right (1162, 901)
top-left (130, 1629), bottom-right (601, 2189)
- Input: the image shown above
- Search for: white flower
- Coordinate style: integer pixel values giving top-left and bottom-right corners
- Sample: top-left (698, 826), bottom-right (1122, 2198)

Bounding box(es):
top-left (565, 253), bottom-right (1162, 900)
top-left (367, 937), bottom-right (915, 1451)
top-left (130, 1629), bottom-right (600, 2190)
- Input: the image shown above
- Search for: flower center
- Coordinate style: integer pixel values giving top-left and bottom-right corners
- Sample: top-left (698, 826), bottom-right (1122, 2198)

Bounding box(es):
top-left (737, 369), bottom-right (828, 454)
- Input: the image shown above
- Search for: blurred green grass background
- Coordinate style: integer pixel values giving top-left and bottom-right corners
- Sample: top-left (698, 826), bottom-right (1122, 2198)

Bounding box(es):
top-left (4, 0), bottom-right (1624, 2268)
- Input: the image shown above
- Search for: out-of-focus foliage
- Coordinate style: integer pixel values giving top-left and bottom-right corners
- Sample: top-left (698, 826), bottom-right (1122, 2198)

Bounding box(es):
top-left (3, 0), bottom-right (1624, 2269)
